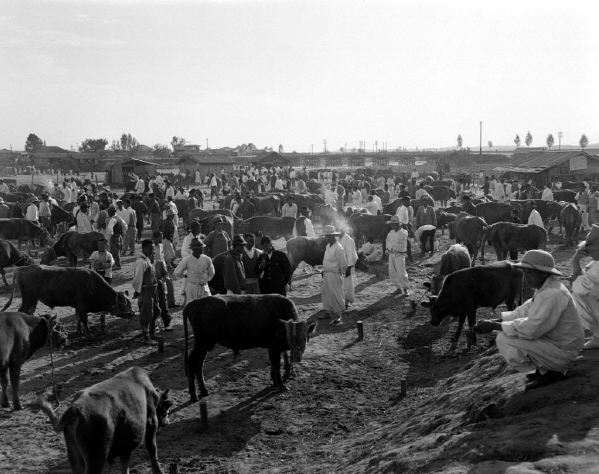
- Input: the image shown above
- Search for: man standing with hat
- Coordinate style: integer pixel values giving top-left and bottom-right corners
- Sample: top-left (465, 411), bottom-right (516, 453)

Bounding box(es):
top-left (339, 228), bottom-right (358, 308)
top-left (147, 193), bottom-right (162, 233)
top-left (75, 202), bottom-right (93, 233)
top-left (161, 209), bottom-right (176, 268)
top-left (223, 234), bottom-right (248, 295)
top-left (174, 238), bottom-right (215, 304)
top-left (106, 207), bottom-right (126, 270)
top-left (527, 200), bottom-right (544, 228)
top-left (476, 250), bottom-right (584, 390)
top-left (415, 195), bottom-right (437, 257)
top-left (89, 236), bottom-right (114, 284)
top-left (256, 235), bottom-right (291, 296)
top-left (386, 215), bottom-right (410, 296)
top-left (204, 217), bottom-right (231, 258)
top-left (132, 239), bottom-right (161, 344)
top-left (281, 195), bottom-right (298, 218)
top-left (320, 225), bottom-right (348, 323)
top-left (152, 230), bottom-right (177, 315)
top-left (242, 233), bottom-right (262, 294)
top-left (25, 196), bottom-right (40, 224)
top-left (571, 225), bottom-right (599, 349)
top-left (39, 193), bottom-right (52, 234)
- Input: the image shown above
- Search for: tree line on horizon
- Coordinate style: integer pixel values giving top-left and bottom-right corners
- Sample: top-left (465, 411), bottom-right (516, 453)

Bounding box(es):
top-left (456, 132), bottom-right (590, 150)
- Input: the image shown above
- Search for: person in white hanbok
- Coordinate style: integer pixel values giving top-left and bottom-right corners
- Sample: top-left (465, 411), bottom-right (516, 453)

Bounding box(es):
top-left (476, 250), bottom-right (584, 390)
top-left (320, 225), bottom-right (347, 323)
top-left (174, 238), bottom-right (215, 305)
top-left (338, 230), bottom-right (358, 308)
top-left (571, 225), bottom-right (599, 349)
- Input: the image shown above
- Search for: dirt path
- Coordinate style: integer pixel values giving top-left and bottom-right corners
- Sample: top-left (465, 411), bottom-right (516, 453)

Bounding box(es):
top-left (1, 223), bottom-right (598, 474)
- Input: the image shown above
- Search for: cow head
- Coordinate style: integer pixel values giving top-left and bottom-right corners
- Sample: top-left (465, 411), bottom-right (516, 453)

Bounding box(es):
top-left (421, 296), bottom-right (445, 326)
top-left (156, 389), bottom-right (173, 431)
top-left (40, 246), bottom-right (57, 265)
top-left (16, 252), bottom-right (34, 267)
top-left (113, 291), bottom-right (133, 318)
top-left (355, 252), bottom-right (369, 273)
top-left (39, 227), bottom-right (52, 247)
top-left (278, 319), bottom-right (317, 363)
top-left (28, 314), bottom-right (68, 359)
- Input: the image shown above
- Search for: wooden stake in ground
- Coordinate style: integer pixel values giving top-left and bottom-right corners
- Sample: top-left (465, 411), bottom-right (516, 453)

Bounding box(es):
top-left (357, 320), bottom-right (364, 340)
top-left (199, 399), bottom-right (208, 427)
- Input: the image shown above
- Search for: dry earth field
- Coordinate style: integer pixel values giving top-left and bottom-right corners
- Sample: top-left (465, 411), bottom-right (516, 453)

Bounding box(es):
top-left (1, 172), bottom-right (599, 473)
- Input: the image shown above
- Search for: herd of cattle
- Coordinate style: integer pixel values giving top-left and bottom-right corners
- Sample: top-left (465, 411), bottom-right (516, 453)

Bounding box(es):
top-left (0, 172), bottom-right (587, 473)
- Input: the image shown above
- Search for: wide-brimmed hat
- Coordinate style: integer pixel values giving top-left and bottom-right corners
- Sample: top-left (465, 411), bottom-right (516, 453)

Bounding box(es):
top-left (98, 236), bottom-right (107, 242)
top-left (581, 225), bottom-right (599, 250)
top-left (513, 250), bottom-right (562, 276)
top-left (386, 215), bottom-right (401, 225)
top-left (41, 193), bottom-right (49, 199)
top-left (27, 196), bottom-right (39, 204)
top-left (421, 195), bottom-right (430, 201)
top-left (232, 234), bottom-right (246, 246)
top-left (322, 225), bottom-right (340, 236)
top-left (212, 216), bottom-right (228, 225)
top-left (190, 238), bottom-right (204, 249)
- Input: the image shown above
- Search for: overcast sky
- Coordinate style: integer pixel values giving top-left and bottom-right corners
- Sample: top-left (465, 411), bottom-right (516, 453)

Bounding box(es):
top-left (1, 0), bottom-right (597, 152)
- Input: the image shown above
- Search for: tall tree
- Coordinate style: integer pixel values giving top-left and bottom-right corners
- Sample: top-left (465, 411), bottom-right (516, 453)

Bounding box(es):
top-left (487, 140), bottom-right (493, 151)
top-left (525, 131), bottom-right (533, 147)
top-left (119, 133), bottom-right (139, 151)
top-left (25, 133), bottom-right (44, 152)
top-left (278, 144), bottom-right (284, 154)
top-left (79, 138), bottom-right (108, 152)
top-left (580, 134), bottom-right (589, 149)
top-left (170, 136), bottom-right (186, 151)
top-left (457, 134), bottom-right (463, 148)
top-left (110, 140), bottom-right (120, 151)
top-left (152, 143), bottom-right (171, 158)
top-left (514, 134), bottom-right (521, 147)
top-left (546, 133), bottom-right (554, 150)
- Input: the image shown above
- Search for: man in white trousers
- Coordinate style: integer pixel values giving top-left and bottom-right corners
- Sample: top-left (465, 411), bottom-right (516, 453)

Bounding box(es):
top-left (320, 225), bottom-right (348, 324)
top-left (173, 238), bottom-right (215, 305)
top-left (385, 215), bottom-right (410, 296)
top-left (339, 229), bottom-right (358, 309)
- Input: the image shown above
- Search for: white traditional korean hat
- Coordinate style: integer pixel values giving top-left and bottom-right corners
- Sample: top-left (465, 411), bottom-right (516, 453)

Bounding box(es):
top-left (322, 225), bottom-right (340, 236)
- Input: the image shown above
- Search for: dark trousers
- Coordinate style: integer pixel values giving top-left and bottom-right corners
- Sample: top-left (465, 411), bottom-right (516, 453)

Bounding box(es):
top-left (407, 240), bottom-right (413, 261)
top-left (157, 285), bottom-right (172, 326)
top-left (509, 250), bottom-right (518, 260)
top-left (136, 222), bottom-right (143, 240)
top-left (420, 230), bottom-right (436, 254)
top-left (110, 235), bottom-right (122, 267)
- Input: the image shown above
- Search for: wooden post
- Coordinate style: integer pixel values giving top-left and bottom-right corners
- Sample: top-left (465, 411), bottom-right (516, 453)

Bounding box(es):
top-left (357, 320), bottom-right (364, 339)
top-left (169, 463), bottom-right (179, 474)
top-left (157, 338), bottom-right (164, 353)
top-left (401, 378), bottom-right (407, 397)
top-left (199, 399), bottom-right (208, 427)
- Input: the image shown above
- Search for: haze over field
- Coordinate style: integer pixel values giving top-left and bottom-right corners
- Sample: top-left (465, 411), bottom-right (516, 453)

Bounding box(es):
top-left (1, 0), bottom-right (597, 152)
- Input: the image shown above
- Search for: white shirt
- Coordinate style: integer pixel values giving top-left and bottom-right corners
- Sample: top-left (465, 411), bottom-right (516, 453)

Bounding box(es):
top-left (501, 277), bottom-right (583, 354)
top-left (165, 187), bottom-right (175, 200)
top-left (352, 190), bottom-right (362, 205)
top-left (62, 187), bottom-right (71, 203)
top-left (304, 218), bottom-right (315, 238)
top-left (492, 183), bottom-right (507, 202)
top-left (372, 195), bottom-right (382, 211)
top-left (386, 228), bottom-right (408, 254)
top-left (323, 241), bottom-right (348, 274)
top-left (541, 188), bottom-right (554, 201)
top-left (26, 204), bottom-right (38, 222)
top-left (395, 205), bottom-right (409, 224)
top-left (528, 209), bottom-right (543, 227)
top-left (89, 250), bottom-right (114, 279)
top-left (411, 171), bottom-right (419, 179)
top-left (360, 242), bottom-right (375, 255)
top-left (116, 207), bottom-right (135, 226)
top-left (174, 254), bottom-right (215, 285)
top-left (210, 176), bottom-right (217, 186)
top-left (365, 201), bottom-right (379, 215)
top-left (339, 233), bottom-right (358, 267)
top-left (282, 203), bottom-right (297, 218)
top-left (135, 178), bottom-right (145, 194)
top-left (180, 232), bottom-right (199, 259)
top-left (324, 189), bottom-right (337, 206)
top-left (76, 210), bottom-right (93, 233)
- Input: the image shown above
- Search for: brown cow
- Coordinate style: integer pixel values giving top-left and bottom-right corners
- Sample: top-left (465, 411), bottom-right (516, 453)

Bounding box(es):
top-left (1, 312), bottom-right (66, 409)
top-left (482, 222), bottom-right (547, 263)
top-left (448, 212), bottom-right (488, 265)
top-left (425, 185), bottom-right (456, 206)
top-left (476, 202), bottom-right (522, 225)
top-left (349, 213), bottom-right (393, 255)
top-left (40, 231), bottom-right (104, 267)
top-left (0, 239), bottom-right (34, 285)
top-left (0, 218), bottom-right (51, 249)
top-left (37, 367), bottom-right (172, 474)
top-left (236, 217), bottom-right (297, 241)
top-left (561, 203), bottom-right (582, 246)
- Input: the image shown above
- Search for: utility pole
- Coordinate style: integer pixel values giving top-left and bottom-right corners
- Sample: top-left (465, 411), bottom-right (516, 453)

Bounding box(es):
top-left (323, 139), bottom-right (327, 153)
top-left (206, 138), bottom-right (209, 150)
top-left (558, 131), bottom-right (563, 150)
top-left (479, 121), bottom-right (483, 157)
top-left (311, 144), bottom-right (313, 155)
top-left (375, 140), bottom-right (378, 153)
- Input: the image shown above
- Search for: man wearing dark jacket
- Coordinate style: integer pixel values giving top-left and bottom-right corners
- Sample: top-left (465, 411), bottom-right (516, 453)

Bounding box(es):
top-left (256, 235), bottom-right (291, 296)
top-left (222, 234), bottom-right (248, 294)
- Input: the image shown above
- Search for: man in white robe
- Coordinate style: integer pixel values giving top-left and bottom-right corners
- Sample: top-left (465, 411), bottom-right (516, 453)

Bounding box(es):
top-left (571, 225), bottom-right (599, 349)
top-left (385, 215), bottom-right (410, 296)
top-left (476, 250), bottom-right (584, 390)
top-left (173, 238), bottom-right (215, 304)
top-left (320, 225), bottom-right (347, 323)
top-left (339, 230), bottom-right (358, 308)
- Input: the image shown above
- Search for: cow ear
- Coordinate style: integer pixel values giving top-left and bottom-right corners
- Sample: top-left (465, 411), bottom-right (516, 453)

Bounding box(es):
top-left (423, 282), bottom-right (431, 289)
top-left (308, 322), bottom-right (317, 335)
top-left (279, 319), bottom-right (288, 327)
top-left (161, 389), bottom-right (170, 399)
top-left (421, 300), bottom-right (432, 308)
top-left (124, 290), bottom-right (129, 297)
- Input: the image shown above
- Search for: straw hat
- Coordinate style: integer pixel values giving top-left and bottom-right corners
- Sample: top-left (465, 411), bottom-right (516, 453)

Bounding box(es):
top-left (513, 250), bottom-right (562, 276)
top-left (27, 196), bottom-right (39, 204)
top-left (231, 234), bottom-right (246, 246)
top-left (385, 215), bottom-right (401, 225)
top-left (322, 225), bottom-right (340, 236)
top-left (581, 225), bottom-right (599, 250)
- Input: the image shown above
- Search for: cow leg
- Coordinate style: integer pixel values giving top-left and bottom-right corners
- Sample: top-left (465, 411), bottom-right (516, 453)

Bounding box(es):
top-left (63, 428), bottom-right (86, 474)
top-left (269, 348), bottom-right (288, 391)
top-left (0, 269), bottom-right (7, 286)
top-left (283, 351), bottom-right (292, 381)
top-left (145, 421), bottom-right (164, 474)
top-left (8, 363), bottom-right (22, 410)
top-left (466, 313), bottom-right (478, 350)
top-left (0, 367), bottom-right (9, 408)
top-left (77, 310), bottom-right (94, 339)
top-left (119, 451), bottom-right (132, 474)
top-left (99, 313), bottom-right (107, 333)
top-left (451, 316), bottom-right (465, 343)
top-left (187, 346), bottom-right (208, 400)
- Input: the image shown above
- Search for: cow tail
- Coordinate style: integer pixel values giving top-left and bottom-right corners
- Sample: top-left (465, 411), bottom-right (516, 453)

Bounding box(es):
top-left (1, 267), bottom-right (18, 311)
top-left (541, 229), bottom-right (548, 250)
top-left (478, 224), bottom-right (489, 264)
top-left (36, 394), bottom-right (78, 433)
top-left (183, 305), bottom-right (189, 376)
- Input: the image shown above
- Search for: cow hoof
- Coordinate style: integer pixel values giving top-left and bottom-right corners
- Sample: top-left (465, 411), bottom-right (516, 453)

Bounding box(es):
top-left (1, 401), bottom-right (9, 408)
top-left (13, 403), bottom-right (22, 411)
top-left (189, 395), bottom-right (198, 403)
top-left (200, 390), bottom-right (209, 397)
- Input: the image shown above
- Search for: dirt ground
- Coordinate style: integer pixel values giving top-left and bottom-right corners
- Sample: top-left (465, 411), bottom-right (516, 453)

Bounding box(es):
top-left (2, 188), bottom-right (599, 473)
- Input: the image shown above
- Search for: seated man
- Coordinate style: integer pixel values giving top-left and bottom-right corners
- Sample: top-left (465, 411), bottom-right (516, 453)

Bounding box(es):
top-left (476, 250), bottom-right (584, 390)
top-left (359, 237), bottom-right (382, 263)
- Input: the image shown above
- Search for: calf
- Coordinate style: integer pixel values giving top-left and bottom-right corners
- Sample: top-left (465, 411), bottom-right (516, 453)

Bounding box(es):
top-left (40, 231), bottom-right (104, 267)
top-left (286, 236), bottom-right (369, 285)
top-left (349, 213), bottom-right (393, 255)
top-left (0, 239), bottom-right (34, 285)
top-left (448, 212), bottom-right (488, 265)
top-left (1, 312), bottom-right (66, 409)
top-left (482, 222), bottom-right (547, 263)
top-left (436, 210), bottom-right (457, 236)
top-left (183, 295), bottom-right (317, 400)
top-left (2, 265), bottom-right (132, 338)
top-left (561, 203), bottom-right (582, 246)
top-left (37, 367), bottom-right (172, 474)
top-left (0, 218), bottom-right (51, 249)
top-left (423, 244), bottom-right (471, 295)
top-left (422, 262), bottom-right (523, 349)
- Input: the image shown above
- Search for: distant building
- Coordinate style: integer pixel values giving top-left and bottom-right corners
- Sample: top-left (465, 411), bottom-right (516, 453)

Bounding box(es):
top-left (109, 158), bottom-right (158, 185)
top-left (178, 154), bottom-right (236, 180)
top-left (513, 146), bottom-right (546, 155)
